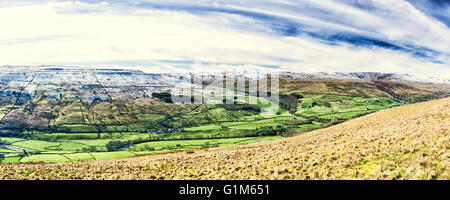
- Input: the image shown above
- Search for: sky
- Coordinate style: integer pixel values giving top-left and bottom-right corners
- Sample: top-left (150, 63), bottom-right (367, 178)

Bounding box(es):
top-left (0, 0), bottom-right (449, 78)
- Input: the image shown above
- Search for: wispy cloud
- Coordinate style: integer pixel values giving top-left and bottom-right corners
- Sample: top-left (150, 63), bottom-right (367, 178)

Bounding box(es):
top-left (0, 0), bottom-right (448, 78)
top-left (406, 0), bottom-right (450, 27)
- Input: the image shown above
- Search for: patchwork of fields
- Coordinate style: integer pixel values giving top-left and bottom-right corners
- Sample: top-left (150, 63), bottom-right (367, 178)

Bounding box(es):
top-left (0, 92), bottom-right (404, 164)
top-left (0, 68), bottom-right (448, 165)
top-left (1, 97), bottom-right (447, 180)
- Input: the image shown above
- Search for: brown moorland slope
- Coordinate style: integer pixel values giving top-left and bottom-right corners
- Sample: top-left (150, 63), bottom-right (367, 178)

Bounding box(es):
top-left (279, 79), bottom-right (450, 98)
top-left (0, 98), bottom-right (449, 180)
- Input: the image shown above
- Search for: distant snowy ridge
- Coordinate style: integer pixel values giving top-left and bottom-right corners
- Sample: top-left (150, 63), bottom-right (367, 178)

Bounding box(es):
top-left (278, 72), bottom-right (450, 84)
top-left (166, 70), bottom-right (450, 84)
top-left (1, 65), bottom-right (448, 84)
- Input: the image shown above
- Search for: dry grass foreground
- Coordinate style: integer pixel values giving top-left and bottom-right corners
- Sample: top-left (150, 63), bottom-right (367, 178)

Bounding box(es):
top-left (1, 98), bottom-right (449, 180)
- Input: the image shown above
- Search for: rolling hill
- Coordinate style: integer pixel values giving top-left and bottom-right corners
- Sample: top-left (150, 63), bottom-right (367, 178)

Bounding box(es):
top-left (0, 97), bottom-right (448, 180)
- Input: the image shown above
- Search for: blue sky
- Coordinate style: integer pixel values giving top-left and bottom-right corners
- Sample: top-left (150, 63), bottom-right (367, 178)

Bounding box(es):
top-left (0, 0), bottom-right (449, 77)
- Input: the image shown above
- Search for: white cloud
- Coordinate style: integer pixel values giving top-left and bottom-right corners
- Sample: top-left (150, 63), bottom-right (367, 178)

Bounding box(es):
top-left (0, 0), bottom-right (448, 78)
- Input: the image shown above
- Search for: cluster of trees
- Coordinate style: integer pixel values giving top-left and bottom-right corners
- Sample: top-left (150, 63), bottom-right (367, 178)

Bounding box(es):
top-left (106, 126), bottom-right (293, 152)
top-left (280, 93), bottom-right (303, 114)
top-left (79, 146), bottom-right (98, 153)
top-left (106, 140), bottom-right (129, 151)
top-left (132, 143), bottom-right (195, 152)
top-left (313, 101), bottom-right (331, 107)
top-left (134, 144), bottom-right (155, 151)
top-left (106, 137), bottom-right (151, 151)
top-left (252, 125), bottom-right (289, 136)
top-left (221, 104), bottom-right (261, 112)
top-left (152, 92), bottom-right (173, 103)
top-left (284, 119), bottom-right (312, 126)
top-left (0, 131), bottom-right (31, 139)
top-left (202, 141), bottom-right (211, 148)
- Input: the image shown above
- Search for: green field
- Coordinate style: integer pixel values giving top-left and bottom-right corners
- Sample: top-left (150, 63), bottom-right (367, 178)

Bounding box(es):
top-left (130, 136), bottom-right (283, 151)
top-left (1, 136), bottom-right (282, 163)
top-left (0, 93), bottom-right (409, 164)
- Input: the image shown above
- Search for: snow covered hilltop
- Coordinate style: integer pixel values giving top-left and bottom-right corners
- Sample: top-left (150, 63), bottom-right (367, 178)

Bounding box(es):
top-left (0, 65), bottom-right (448, 105)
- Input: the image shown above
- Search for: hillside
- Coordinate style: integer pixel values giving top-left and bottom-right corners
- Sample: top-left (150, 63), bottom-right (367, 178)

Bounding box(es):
top-left (279, 79), bottom-right (450, 99)
top-left (0, 67), bottom-right (448, 132)
top-left (1, 97), bottom-right (448, 180)
top-left (9, 67), bottom-right (449, 164)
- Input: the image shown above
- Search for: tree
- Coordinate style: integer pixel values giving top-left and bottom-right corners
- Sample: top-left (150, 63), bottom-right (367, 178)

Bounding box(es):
top-left (106, 140), bottom-right (123, 151)
top-left (151, 92), bottom-right (173, 103)
top-left (291, 93), bottom-right (304, 99)
top-left (202, 141), bottom-right (210, 148)
top-left (23, 149), bottom-right (29, 157)
top-left (280, 94), bottom-right (299, 115)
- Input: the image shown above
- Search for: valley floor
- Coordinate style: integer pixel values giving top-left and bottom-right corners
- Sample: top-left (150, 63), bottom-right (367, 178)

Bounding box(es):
top-left (0, 98), bottom-right (448, 180)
